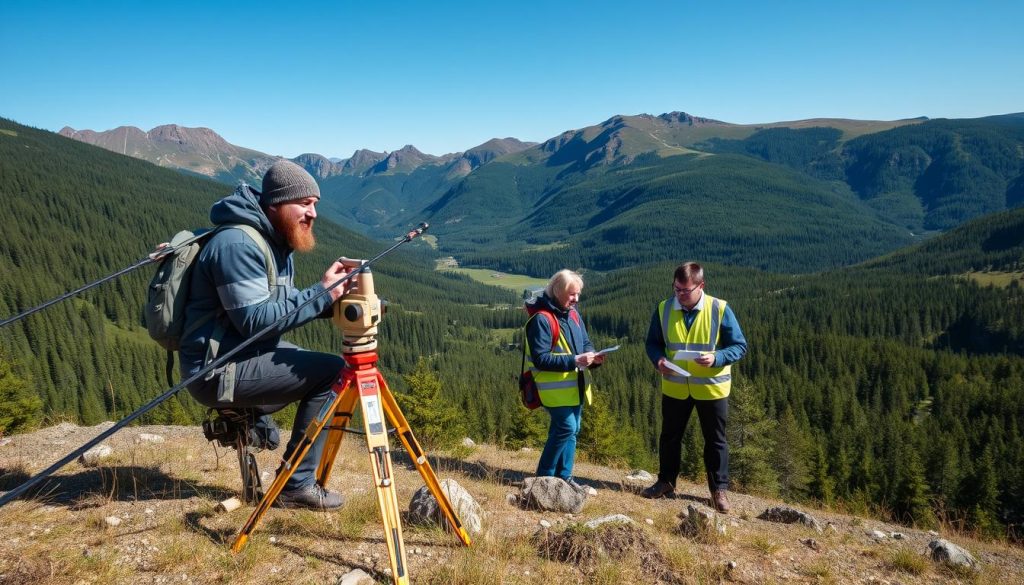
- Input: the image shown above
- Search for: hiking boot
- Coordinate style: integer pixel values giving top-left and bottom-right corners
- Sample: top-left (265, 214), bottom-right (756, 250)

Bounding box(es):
top-left (712, 490), bottom-right (731, 513)
top-left (641, 481), bottom-right (674, 499)
top-left (274, 483), bottom-right (344, 510)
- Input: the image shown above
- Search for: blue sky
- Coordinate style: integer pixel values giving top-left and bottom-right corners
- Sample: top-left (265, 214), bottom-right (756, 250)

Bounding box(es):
top-left (2, 0), bottom-right (1021, 159)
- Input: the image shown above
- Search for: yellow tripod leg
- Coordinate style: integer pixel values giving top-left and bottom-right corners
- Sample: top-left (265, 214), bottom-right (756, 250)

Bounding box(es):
top-left (231, 376), bottom-right (351, 553)
top-left (379, 376), bottom-right (472, 546)
top-left (317, 387), bottom-right (360, 486)
top-left (356, 368), bottom-right (410, 585)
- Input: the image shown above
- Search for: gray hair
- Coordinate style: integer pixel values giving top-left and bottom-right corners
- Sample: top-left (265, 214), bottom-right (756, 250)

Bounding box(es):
top-left (545, 269), bottom-right (584, 299)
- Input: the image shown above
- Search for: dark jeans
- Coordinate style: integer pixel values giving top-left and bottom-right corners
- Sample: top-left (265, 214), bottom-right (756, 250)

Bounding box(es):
top-left (657, 394), bottom-right (729, 492)
top-left (187, 342), bottom-right (346, 491)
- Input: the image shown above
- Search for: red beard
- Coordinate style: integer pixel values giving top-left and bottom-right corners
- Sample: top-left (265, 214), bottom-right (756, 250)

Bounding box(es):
top-left (271, 215), bottom-right (316, 252)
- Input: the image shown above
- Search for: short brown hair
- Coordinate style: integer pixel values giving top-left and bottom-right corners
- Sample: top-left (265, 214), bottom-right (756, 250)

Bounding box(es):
top-left (673, 262), bottom-right (704, 285)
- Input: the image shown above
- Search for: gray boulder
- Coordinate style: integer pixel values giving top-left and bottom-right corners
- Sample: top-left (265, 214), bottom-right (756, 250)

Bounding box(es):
top-left (408, 479), bottom-right (483, 535)
top-left (520, 476), bottom-right (586, 514)
top-left (928, 539), bottom-right (979, 571)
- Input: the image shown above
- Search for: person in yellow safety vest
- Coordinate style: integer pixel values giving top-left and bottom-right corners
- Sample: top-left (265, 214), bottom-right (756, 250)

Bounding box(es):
top-left (525, 269), bottom-right (604, 492)
top-left (640, 262), bottom-right (748, 513)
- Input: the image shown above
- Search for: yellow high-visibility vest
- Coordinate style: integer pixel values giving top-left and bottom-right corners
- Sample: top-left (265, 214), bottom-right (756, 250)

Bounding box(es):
top-left (524, 313), bottom-right (592, 407)
top-left (658, 294), bottom-right (731, 400)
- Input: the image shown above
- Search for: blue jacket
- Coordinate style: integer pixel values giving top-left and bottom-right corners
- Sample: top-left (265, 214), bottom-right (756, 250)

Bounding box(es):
top-left (526, 293), bottom-right (596, 372)
top-left (179, 185), bottom-right (334, 375)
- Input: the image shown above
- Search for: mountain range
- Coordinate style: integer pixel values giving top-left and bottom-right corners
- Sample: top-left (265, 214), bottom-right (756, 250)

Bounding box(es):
top-left (58, 111), bottom-right (1024, 275)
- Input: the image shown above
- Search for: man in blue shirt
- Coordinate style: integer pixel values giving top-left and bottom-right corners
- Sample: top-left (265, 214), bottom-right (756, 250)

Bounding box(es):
top-left (641, 262), bottom-right (747, 513)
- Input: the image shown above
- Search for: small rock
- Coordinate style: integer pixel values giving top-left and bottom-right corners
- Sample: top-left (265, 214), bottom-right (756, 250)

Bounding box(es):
top-left (538, 519), bottom-right (552, 528)
top-left (104, 516), bottom-right (121, 527)
top-left (800, 538), bottom-right (820, 551)
top-left (136, 433), bottom-right (165, 444)
top-left (624, 469), bottom-right (656, 482)
top-left (870, 530), bottom-right (887, 539)
top-left (890, 532), bottom-right (905, 540)
top-left (680, 503), bottom-right (727, 537)
top-left (460, 437), bottom-right (476, 447)
top-left (758, 506), bottom-right (823, 533)
top-left (0, 437), bottom-right (12, 447)
top-left (269, 536), bottom-right (277, 544)
top-left (338, 568), bottom-right (374, 585)
top-left (584, 514), bottom-right (634, 529)
top-left (726, 560), bottom-right (737, 571)
top-left (79, 444), bottom-right (113, 467)
top-left (644, 518), bottom-right (654, 525)
top-left (520, 447), bottom-right (533, 452)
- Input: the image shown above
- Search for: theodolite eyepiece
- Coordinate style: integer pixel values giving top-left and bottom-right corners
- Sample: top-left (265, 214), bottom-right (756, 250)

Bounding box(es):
top-left (333, 264), bottom-right (382, 353)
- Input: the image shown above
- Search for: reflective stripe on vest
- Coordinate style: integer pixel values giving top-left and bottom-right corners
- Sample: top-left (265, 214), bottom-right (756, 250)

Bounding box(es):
top-left (524, 314), bottom-right (592, 407)
top-left (659, 295), bottom-right (731, 400)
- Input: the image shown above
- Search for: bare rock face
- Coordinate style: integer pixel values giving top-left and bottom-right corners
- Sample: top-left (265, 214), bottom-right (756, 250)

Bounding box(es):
top-left (147, 124), bottom-right (231, 153)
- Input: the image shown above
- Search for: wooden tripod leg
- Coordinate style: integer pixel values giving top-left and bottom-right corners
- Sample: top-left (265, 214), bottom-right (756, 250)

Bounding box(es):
top-left (317, 386), bottom-right (359, 486)
top-left (231, 374), bottom-right (352, 553)
top-left (378, 374), bottom-right (473, 546)
top-left (355, 367), bottom-right (410, 585)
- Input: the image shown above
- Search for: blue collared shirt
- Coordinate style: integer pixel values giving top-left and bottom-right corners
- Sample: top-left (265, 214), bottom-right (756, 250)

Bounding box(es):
top-left (645, 292), bottom-right (748, 368)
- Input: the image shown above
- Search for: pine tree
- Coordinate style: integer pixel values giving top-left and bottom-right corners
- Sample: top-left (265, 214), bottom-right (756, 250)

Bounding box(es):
top-left (773, 406), bottom-right (812, 500)
top-left (727, 384), bottom-right (779, 496)
top-left (396, 357), bottom-right (466, 449)
top-left (0, 354), bottom-right (43, 436)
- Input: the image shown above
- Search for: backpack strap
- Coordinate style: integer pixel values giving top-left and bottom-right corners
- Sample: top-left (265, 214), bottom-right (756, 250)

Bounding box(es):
top-left (200, 225), bottom-right (277, 402)
top-left (527, 309), bottom-right (561, 350)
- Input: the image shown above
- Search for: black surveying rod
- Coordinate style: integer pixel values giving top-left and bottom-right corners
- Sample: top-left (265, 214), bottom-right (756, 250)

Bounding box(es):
top-left (0, 222), bottom-right (428, 508)
top-left (0, 256), bottom-right (157, 329)
top-left (0, 232), bottom-right (208, 330)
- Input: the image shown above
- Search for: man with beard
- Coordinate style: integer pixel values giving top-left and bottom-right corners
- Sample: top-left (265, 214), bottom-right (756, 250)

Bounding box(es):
top-left (180, 160), bottom-right (353, 509)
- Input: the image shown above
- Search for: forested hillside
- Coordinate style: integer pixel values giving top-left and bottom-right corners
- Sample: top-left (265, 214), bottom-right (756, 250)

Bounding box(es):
top-left (2, 117), bottom-right (1023, 542)
top-left (0, 118), bottom-right (519, 428)
top-left (315, 114), bottom-right (1023, 277)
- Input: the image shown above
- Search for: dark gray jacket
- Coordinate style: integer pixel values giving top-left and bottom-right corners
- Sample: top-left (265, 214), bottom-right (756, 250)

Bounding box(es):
top-left (179, 185), bottom-right (333, 376)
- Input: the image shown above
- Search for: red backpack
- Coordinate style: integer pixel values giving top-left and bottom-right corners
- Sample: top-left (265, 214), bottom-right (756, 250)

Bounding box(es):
top-left (518, 306), bottom-right (580, 409)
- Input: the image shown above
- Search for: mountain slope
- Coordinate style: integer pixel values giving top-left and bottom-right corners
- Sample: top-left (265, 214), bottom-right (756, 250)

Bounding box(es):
top-left (0, 117), bottom-right (516, 426)
top-left (59, 124), bottom-right (276, 185)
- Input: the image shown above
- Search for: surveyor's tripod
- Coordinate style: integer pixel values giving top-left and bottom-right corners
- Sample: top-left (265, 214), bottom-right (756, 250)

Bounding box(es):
top-left (231, 262), bottom-right (471, 585)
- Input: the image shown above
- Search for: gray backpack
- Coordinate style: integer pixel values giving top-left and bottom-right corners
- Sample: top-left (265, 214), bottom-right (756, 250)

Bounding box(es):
top-left (145, 224), bottom-right (275, 382)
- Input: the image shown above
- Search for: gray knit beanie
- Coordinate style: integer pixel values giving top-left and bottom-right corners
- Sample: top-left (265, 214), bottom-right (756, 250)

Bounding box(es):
top-left (260, 160), bottom-right (320, 206)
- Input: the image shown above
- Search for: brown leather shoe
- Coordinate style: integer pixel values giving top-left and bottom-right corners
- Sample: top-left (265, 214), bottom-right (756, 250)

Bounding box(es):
top-left (641, 481), bottom-right (675, 499)
top-left (712, 490), bottom-right (730, 513)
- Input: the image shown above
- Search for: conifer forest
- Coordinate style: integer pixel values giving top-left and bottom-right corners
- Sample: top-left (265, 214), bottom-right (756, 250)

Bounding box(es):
top-left (2, 116), bottom-right (1023, 542)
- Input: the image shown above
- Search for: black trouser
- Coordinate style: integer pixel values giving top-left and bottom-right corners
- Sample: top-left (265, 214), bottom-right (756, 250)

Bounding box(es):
top-left (657, 394), bottom-right (729, 492)
top-left (187, 342), bottom-right (346, 491)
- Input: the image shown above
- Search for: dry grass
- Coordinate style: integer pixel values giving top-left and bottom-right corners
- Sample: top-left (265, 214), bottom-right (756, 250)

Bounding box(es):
top-left (2, 425), bottom-right (1024, 584)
